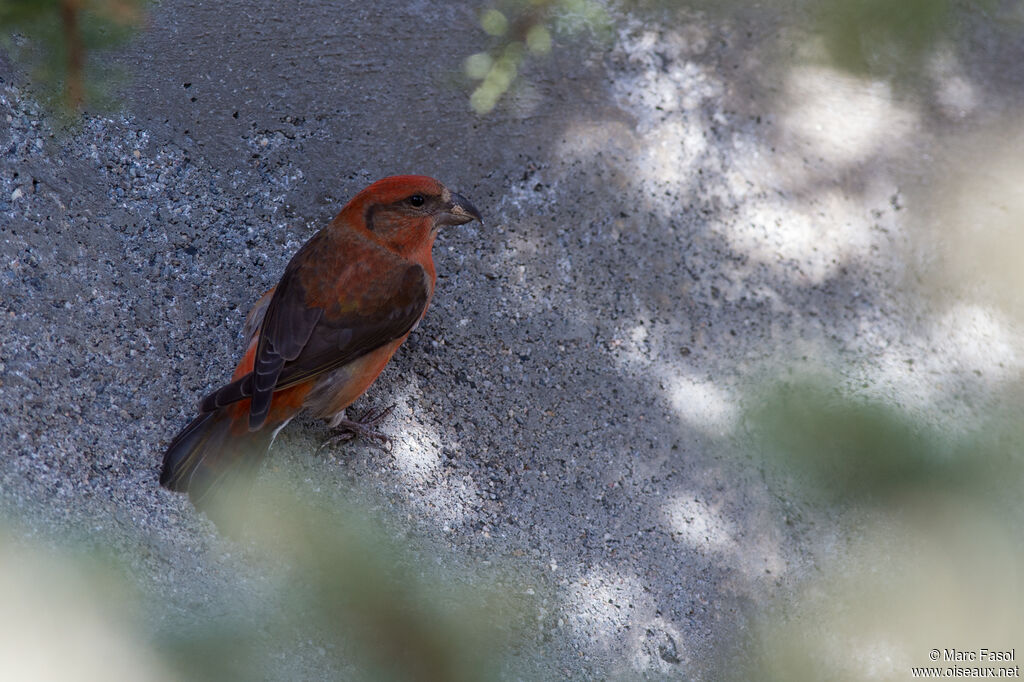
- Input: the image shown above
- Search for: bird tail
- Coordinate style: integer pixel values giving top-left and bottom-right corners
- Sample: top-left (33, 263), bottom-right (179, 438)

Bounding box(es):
top-left (160, 408), bottom-right (273, 510)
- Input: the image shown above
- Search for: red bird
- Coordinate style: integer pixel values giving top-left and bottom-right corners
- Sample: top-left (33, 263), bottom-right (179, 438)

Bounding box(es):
top-left (161, 175), bottom-right (481, 506)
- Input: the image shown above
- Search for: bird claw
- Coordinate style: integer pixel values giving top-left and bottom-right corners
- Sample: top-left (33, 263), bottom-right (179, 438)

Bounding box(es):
top-left (318, 403), bottom-right (396, 454)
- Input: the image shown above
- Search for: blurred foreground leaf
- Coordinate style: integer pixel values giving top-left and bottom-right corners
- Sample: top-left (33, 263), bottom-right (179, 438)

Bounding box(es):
top-left (735, 373), bottom-right (1024, 680)
top-left (0, 474), bottom-right (532, 682)
top-left (0, 0), bottom-right (145, 116)
top-left (814, 0), bottom-right (956, 75)
top-left (731, 504), bottom-right (1024, 681)
top-left (466, 0), bottom-right (611, 114)
top-left (195, 474), bottom-right (529, 682)
top-left (750, 376), bottom-right (1023, 506)
top-left (0, 529), bottom-right (174, 681)
top-left (464, 0), bottom-right (1018, 113)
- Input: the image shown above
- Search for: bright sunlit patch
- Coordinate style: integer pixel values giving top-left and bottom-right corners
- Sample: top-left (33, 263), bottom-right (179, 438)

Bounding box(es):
top-left (665, 374), bottom-right (738, 437)
top-left (605, 25), bottom-right (724, 215)
top-left (632, 617), bottom-right (689, 673)
top-left (612, 321), bottom-right (740, 437)
top-left (857, 303), bottom-right (1024, 426)
top-left (781, 66), bottom-right (918, 165)
top-left (612, 25), bottom-right (723, 129)
top-left (929, 47), bottom-right (978, 119)
top-left (920, 133), bottom-right (1024, 321)
top-left (662, 491), bottom-right (788, 585)
top-left (383, 385), bottom-right (480, 528)
top-left (634, 119), bottom-right (709, 209)
top-left (391, 421), bottom-right (441, 484)
top-left (934, 304), bottom-right (1022, 377)
top-left (751, 509), bottom-right (1023, 679)
top-left (662, 493), bottom-right (735, 552)
top-left (565, 566), bottom-right (700, 675)
top-left (628, 322), bottom-right (648, 348)
top-left (0, 542), bottom-right (173, 682)
top-left (728, 188), bottom-right (874, 283)
top-left (565, 567), bottom-right (645, 651)
top-left (391, 428), bottom-right (479, 528)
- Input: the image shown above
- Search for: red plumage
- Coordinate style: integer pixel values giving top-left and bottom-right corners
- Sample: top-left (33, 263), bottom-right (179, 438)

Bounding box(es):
top-left (160, 175), bottom-right (481, 507)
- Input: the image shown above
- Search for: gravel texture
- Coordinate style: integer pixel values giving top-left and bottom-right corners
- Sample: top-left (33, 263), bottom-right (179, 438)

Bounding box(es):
top-left (2, 2), bottom-right (1023, 679)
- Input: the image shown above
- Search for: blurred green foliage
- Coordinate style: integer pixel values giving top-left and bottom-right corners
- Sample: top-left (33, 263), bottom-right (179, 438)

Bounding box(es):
top-left (750, 375), bottom-right (1023, 508)
top-left (0, 475), bottom-right (532, 681)
top-left (465, 0), bottom-right (611, 114)
top-left (732, 507), bottom-right (1024, 681)
top-left (806, 0), bottom-right (1007, 84)
top-left (0, 0), bottom-right (145, 115)
top-left (468, 0), bottom-right (1012, 112)
top-left (0, 525), bottom-right (175, 680)
top-left (815, 0), bottom-right (957, 74)
top-left (0, 0), bottom-right (1011, 118)
top-left (733, 374), bottom-right (1024, 681)
top-left (209, 477), bottom-right (527, 682)
top-left (178, 476), bottom-right (533, 681)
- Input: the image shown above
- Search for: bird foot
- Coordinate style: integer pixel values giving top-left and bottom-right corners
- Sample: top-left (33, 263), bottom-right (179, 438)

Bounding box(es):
top-left (318, 404), bottom-right (396, 454)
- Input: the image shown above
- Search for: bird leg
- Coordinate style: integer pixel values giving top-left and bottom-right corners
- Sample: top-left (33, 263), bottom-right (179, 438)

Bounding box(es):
top-left (318, 403), bottom-right (396, 453)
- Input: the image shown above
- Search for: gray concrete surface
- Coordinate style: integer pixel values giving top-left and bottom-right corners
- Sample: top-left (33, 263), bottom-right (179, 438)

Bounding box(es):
top-left (2, 1), bottom-right (1023, 679)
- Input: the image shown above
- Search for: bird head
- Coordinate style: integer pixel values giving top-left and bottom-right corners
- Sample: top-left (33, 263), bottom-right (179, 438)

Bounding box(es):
top-left (342, 175), bottom-right (482, 257)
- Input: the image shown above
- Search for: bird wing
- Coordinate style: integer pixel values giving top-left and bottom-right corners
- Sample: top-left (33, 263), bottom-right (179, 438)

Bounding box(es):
top-left (199, 233), bottom-right (430, 429)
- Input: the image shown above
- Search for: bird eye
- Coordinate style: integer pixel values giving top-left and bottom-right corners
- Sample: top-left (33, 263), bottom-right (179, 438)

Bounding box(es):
top-left (409, 194), bottom-right (425, 207)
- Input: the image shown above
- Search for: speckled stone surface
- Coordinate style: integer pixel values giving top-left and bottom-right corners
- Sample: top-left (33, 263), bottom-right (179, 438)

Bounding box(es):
top-left (2, 2), bottom-right (1022, 678)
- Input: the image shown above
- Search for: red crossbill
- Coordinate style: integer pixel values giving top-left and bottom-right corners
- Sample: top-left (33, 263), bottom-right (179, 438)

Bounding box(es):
top-left (160, 175), bottom-right (481, 507)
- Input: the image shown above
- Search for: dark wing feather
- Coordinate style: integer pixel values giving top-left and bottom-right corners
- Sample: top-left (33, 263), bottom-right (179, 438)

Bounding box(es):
top-left (198, 235), bottom-right (325, 422)
top-left (198, 237), bottom-right (429, 430)
top-left (199, 373), bottom-right (252, 413)
top-left (247, 264), bottom-right (323, 428)
top-left (273, 265), bottom-right (429, 391)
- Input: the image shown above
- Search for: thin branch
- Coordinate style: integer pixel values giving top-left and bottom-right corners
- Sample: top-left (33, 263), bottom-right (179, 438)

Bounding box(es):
top-left (60, 0), bottom-right (84, 110)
